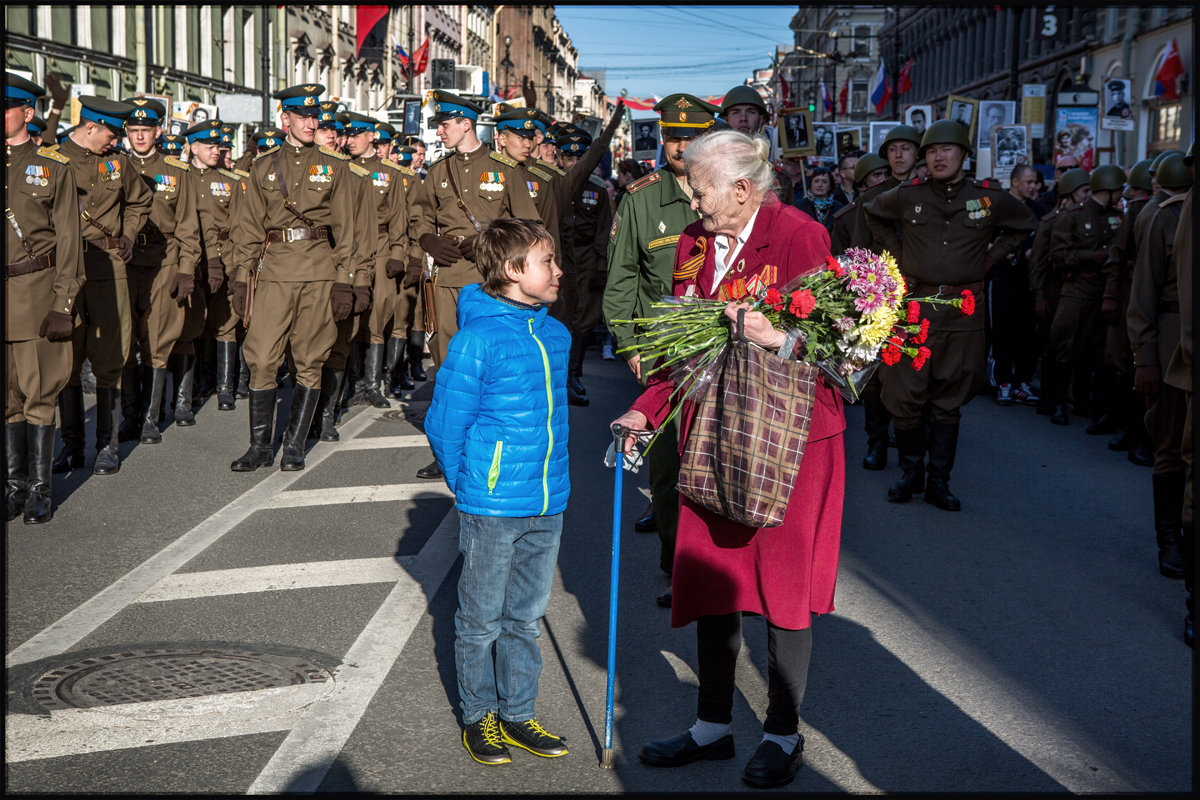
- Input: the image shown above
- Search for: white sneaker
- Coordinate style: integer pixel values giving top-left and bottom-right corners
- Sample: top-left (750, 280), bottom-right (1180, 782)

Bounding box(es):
top-left (995, 383), bottom-right (1013, 406)
top-left (601, 342), bottom-right (615, 361)
top-left (1014, 382), bottom-right (1040, 404)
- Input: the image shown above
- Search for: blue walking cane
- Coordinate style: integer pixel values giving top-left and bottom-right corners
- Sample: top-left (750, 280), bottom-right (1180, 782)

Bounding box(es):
top-left (601, 422), bottom-right (628, 768)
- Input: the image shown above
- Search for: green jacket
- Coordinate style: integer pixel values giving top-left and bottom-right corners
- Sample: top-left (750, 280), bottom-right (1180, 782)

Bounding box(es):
top-left (602, 167), bottom-right (699, 356)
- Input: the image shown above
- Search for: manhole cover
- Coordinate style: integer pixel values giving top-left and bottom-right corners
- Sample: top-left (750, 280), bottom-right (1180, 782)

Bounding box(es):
top-left (382, 407), bottom-right (426, 426)
top-left (29, 647), bottom-right (332, 710)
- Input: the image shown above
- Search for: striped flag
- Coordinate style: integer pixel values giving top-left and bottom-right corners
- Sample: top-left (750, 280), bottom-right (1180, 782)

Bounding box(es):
top-left (820, 77), bottom-right (833, 115)
top-left (1154, 37), bottom-right (1184, 101)
top-left (870, 58), bottom-right (892, 115)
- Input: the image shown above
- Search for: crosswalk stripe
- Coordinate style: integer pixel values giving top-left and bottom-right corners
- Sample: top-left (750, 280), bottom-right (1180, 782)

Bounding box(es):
top-left (135, 557), bottom-right (416, 603)
top-left (262, 483), bottom-right (454, 509)
top-left (338, 434), bottom-right (430, 451)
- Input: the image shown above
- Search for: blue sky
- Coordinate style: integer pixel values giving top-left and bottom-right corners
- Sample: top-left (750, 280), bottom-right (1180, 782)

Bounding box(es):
top-left (555, 5), bottom-right (797, 98)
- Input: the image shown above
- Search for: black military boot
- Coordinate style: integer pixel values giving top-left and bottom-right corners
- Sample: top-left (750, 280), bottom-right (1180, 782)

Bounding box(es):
top-left (7, 421), bottom-right (29, 521)
top-left (886, 427), bottom-right (925, 503)
top-left (416, 459), bottom-right (443, 479)
top-left (52, 386), bottom-right (86, 473)
top-left (93, 386), bottom-right (122, 475)
top-left (924, 422), bottom-right (962, 511)
top-left (387, 336), bottom-right (413, 395)
top-left (118, 365), bottom-right (144, 442)
top-left (23, 424), bottom-right (56, 524)
top-left (568, 333), bottom-right (587, 396)
top-left (280, 385), bottom-right (320, 471)
top-left (408, 329), bottom-right (427, 382)
top-left (171, 353), bottom-right (197, 426)
top-left (193, 337), bottom-right (217, 399)
top-left (312, 367), bottom-right (344, 442)
top-left (362, 343), bottom-right (392, 408)
top-left (231, 389), bottom-right (277, 471)
top-left (1152, 471), bottom-right (1186, 579)
top-left (139, 367), bottom-right (168, 444)
top-left (216, 341), bottom-right (238, 410)
top-left (343, 341), bottom-right (368, 407)
top-left (236, 343), bottom-right (251, 398)
top-left (862, 390), bottom-right (890, 470)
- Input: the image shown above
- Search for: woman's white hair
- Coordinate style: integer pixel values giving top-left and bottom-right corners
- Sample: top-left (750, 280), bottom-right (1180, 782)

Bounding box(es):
top-left (682, 130), bottom-right (774, 196)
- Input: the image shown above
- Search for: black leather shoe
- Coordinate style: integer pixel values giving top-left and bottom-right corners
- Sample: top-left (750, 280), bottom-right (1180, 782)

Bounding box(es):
top-left (1085, 414), bottom-right (1119, 435)
top-left (417, 459), bottom-right (443, 480)
top-left (639, 730), bottom-right (734, 767)
top-left (1107, 429), bottom-right (1130, 451)
top-left (635, 506), bottom-right (657, 533)
top-left (567, 385), bottom-right (590, 406)
top-left (886, 471), bottom-right (924, 503)
top-left (656, 589), bottom-right (672, 608)
top-left (1050, 405), bottom-right (1069, 425)
top-left (567, 375), bottom-right (587, 396)
top-left (924, 476), bottom-right (961, 511)
top-left (742, 738), bottom-right (804, 789)
top-left (1128, 442), bottom-right (1155, 466)
top-left (862, 442), bottom-right (887, 470)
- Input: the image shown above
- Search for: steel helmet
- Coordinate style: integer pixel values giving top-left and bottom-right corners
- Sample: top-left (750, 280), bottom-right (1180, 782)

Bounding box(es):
top-left (1184, 140), bottom-right (1194, 167)
top-left (1088, 164), bottom-right (1126, 192)
top-left (877, 124), bottom-right (922, 157)
top-left (1154, 153), bottom-right (1193, 189)
top-left (1149, 149), bottom-right (1183, 174)
top-left (1056, 168), bottom-right (1091, 198)
top-left (720, 85), bottom-right (767, 117)
top-left (852, 152), bottom-right (889, 185)
top-left (918, 119), bottom-right (972, 156)
top-left (1125, 159), bottom-right (1154, 192)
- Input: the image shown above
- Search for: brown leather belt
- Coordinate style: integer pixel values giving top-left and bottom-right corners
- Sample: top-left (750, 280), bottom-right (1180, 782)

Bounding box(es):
top-left (6, 250), bottom-right (55, 278)
top-left (265, 226), bottom-right (331, 244)
top-left (907, 279), bottom-right (985, 297)
top-left (136, 231), bottom-right (173, 246)
top-left (84, 236), bottom-right (123, 252)
top-left (216, 229), bottom-right (231, 241)
top-left (378, 224), bottom-right (388, 234)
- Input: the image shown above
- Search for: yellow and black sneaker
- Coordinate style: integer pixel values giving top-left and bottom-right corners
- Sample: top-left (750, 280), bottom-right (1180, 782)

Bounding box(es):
top-left (500, 717), bottom-right (569, 757)
top-left (463, 711), bottom-right (513, 765)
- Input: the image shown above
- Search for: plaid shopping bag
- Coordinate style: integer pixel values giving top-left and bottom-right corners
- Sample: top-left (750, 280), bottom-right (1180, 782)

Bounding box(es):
top-left (677, 333), bottom-right (817, 529)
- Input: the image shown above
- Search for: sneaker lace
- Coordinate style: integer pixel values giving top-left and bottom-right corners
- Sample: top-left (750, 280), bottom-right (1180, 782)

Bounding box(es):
top-left (524, 718), bottom-right (554, 740)
top-left (481, 714), bottom-right (504, 747)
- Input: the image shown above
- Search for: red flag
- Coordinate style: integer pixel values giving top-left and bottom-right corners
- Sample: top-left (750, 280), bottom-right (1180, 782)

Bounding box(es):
top-left (838, 76), bottom-right (849, 116)
top-left (355, 6), bottom-right (388, 57)
top-left (1154, 37), bottom-right (1184, 101)
top-left (781, 80), bottom-right (790, 105)
top-left (897, 58), bottom-right (914, 96)
top-left (412, 36), bottom-right (431, 76)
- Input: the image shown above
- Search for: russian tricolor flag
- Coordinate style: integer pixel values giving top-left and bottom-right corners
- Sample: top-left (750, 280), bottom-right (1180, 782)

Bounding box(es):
top-left (820, 77), bottom-right (833, 115)
top-left (870, 58), bottom-right (892, 115)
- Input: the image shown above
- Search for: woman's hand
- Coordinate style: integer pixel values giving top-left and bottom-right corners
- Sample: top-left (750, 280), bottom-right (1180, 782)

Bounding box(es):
top-left (724, 302), bottom-right (786, 351)
top-left (610, 409), bottom-right (649, 454)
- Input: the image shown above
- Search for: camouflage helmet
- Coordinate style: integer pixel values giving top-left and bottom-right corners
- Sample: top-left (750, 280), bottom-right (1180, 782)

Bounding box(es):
top-left (720, 85), bottom-right (767, 117)
top-left (852, 152), bottom-right (889, 185)
top-left (1149, 149), bottom-right (1183, 174)
top-left (1088, 164), bottom-right (1125, 192)
top-left (1056, 168), bottom-right (1091, 198)
top-left (918, 119), bottom-right (973, 156)
top-left (1125, 159), bottom-right (1154, 192)
top-left (877, 124), bottom-right (922, 157)
top-left (1154, 153), bottom-right (1193, 189)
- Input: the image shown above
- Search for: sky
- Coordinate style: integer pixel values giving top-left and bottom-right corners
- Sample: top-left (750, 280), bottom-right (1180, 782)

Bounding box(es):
top-left (555, 5), bottom-right (797, 100)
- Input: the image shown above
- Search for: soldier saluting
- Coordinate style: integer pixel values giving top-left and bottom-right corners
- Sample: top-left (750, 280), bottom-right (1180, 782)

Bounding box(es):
top-left (6, 72), bottom-right (85, 523)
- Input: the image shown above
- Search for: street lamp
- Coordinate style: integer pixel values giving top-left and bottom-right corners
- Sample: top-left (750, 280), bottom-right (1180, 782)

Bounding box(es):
top-left (501, 35), bottom-right (514, 99)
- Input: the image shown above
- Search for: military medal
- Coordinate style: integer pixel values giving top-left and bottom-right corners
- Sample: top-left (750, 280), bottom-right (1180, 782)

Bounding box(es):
top-left (582, 189), bottom-right (597, 206)
top-left (309, 165), bottom-right (331, 183)
top-left (479, 171), bottom-right (505, 192)
top-left (154, 174), bottom-right (177, 192)
top-left (914, 203), bottom-right (922, 214)
top-left (25, 164), bottom-right (48, 186)
top-left (100, 160), bottom-right (120, 181)
top-left (527, 180), bottom-right (539, 198)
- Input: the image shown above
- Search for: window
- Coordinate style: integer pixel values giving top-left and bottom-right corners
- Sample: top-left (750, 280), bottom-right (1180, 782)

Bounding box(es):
top-left (851, 80), bottom-right (867, 113)
top-left (853, 26), bottom-right (870, 58)
top-left (6, 7), bottom-right (36, 36)
top-left (49, 6), bottom-right (74, 44)
top-left (1147, 103), bottom-right (1182, 154)
top-left (186, 8), bottom-right (201, 74)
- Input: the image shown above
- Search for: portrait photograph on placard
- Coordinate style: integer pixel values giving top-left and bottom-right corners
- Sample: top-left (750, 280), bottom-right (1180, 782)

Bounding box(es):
top-left (836, 126), bottom-right (862, 157)
top-left (811, 122), bottom-right (837, 163)
top-left (402, 99), bottom-right (422, 136)
top-left (991, 123), bottom-right (1031, 185)
top-left (976, 100), bottom-right (1015, 151)
top-left (1101, 78), bottom-right (1134, 132)
top-left (868, 121), bottom-right (901, 155)
top-left (778, 108), bottom-right (814, 156)
top-left (945, 95), bottom-right (979, 146)
top-left (632, 117), bottom-right (660, 161)
top-left (1054, 106), bottom-right (1098, 171)
top-left (904, 105), bottom-right (933, 138)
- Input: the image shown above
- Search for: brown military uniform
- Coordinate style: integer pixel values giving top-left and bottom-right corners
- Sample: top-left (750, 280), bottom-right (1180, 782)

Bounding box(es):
top-left (6, 140), bottom-right (85, 426)
top-left (356, 154), bottom-right (411, 344)
top-left (1163, 189), bottom-right (1192, 531)
top-left (126, 150), bottom-right (202, 368)
top-left (829, 200), bottom-right (858, 255)
top-left (560, 173), bottom-right (613, 336)
top-left (192, 165), bottom-right (244, 342)
top-left (851, 175), bottom-right (901, 253)
top-left (388, 165), bottom-right (423, 335)
top-left (57, 136), bottom-right (154, 387)
top-left (325, 160), bottom-right (377, 372)
top-left (1102, 195), bottom-right (1150, 376)
top-left (409, 147), bottom-right (540, 365)
top-left (233, 142), bottom-right (359, 390)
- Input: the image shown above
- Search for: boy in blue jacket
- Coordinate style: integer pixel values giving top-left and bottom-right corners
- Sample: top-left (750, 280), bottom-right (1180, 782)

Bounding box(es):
top-left (425, 218), bottom-right (572, 765)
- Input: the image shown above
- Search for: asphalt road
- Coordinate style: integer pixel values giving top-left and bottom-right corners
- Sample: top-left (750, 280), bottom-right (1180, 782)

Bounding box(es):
top-left (5, 348), bottom-right (1193, 794)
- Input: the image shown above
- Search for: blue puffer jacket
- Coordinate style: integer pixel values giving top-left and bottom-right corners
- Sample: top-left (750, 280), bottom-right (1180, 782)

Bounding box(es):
top-left (425, 283), bottom-right (571, 517)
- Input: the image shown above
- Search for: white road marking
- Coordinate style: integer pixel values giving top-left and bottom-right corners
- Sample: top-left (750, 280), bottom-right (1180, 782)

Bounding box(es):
top-left (262, 482), bottom-right (453, 509)
top-left (135, 557), bottom-right (417, 603)
top-left (5, 407), bottom-right (383, 669)
top-left (5, 683), bottom-right (333, 763)
top-left (338, 434), bottom-right (430, 451)
top-left (247, 507), bottom-right (461, 794)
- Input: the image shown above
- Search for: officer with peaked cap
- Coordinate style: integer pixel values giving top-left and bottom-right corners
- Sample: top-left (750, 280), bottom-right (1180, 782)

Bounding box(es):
top-left (229, 83), bottom-right (360, 472)
top-left (401, 134), bottom-right (427, 177)
top-left (5, 72), bottom-right (85, 522)
top-left (382, 142), bottom-right (427, 395)
top-left (374, 121), bottom-right (396, 160)
top-left (720, 85), bottom-right (768, 136)
top-left (26, 114), bottom-right (46, 145)
top-left (54, 95), bottom-right (154, 475)
top-left (218, 124), bottom-right (235, 169)
top-left (160, 133), bottom-right (184, 156)
top-left (602, 92), bottom-right (719, 603)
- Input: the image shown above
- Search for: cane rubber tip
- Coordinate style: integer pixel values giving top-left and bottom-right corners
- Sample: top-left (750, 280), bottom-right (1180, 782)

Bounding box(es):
top-left (600, 749), bottom-right (615, 769)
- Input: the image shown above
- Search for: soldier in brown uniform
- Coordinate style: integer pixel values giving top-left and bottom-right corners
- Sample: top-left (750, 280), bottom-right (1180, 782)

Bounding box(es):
top-left (386, 144), bottom-right (426, 395)
top-left (159, 134), bottom-right (184, 157)
top-left (1126, 153), bottom-right (1191, 579)
top-left (119, 97), bottom-right (203, 443)
top-left (5, 73), bottom-right (85, 523)
top-left (373, 121), bottom-right (396, 161)
top-left (55, 96), bottom-right (154, 475)
top-left (865, 120), bottom-right (1037, 510)
top-left (1047, 165), bottom-right (1126, 425)
top-left (829, 153), bottom-right (889, 255)
top-left (853, 125), bottom-right (921, 254)
top-left (229, 84), bottom-right (359, 472)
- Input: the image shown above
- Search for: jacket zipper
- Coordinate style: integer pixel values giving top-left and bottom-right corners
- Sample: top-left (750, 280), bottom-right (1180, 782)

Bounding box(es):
top-left (528, 318), bottom-right (552, 515)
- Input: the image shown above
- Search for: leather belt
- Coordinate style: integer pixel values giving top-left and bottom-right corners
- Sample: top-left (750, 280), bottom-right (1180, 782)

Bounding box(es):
top-left (265, 226), bottom-right (331, 244)
top-left (907, 279), bottom-right (985, 297)
top-left (378, 224), bottom-right (388, 234)
top-left (136, 231), bottom-right (173, 246)
top-left (216, 229), bottom-right (231, 241)
top-left (84, 236), bottom-right (123, 252)
top-left (6, 249), bottom-right (55, 277)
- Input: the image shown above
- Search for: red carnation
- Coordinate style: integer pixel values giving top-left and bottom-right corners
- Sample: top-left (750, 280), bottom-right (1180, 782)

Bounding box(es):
top-left (911, 318), bottom-right (930, 345)
top-left (911, 346), bottom-right (931, 371)
top-left (789, 289), bottom-right (817, 319)
top-left (906, 300), bottom-right (921, 323)
top-left (959, 289), bottom-right (976, 316)
top-left (764, 287), bottom-right (785, 311)
top-left (882, 345), bottom-right (902, 366)
top-left (826, 255), bottom-right (846, 277)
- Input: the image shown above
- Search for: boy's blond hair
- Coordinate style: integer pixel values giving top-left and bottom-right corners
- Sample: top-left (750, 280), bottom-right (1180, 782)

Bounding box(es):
top-left (477, 217), bottom-right (555, 297)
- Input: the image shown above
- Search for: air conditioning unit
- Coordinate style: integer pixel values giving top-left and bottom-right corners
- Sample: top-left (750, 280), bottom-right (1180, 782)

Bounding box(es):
top-left (455, 65), bottom-right (485, 95)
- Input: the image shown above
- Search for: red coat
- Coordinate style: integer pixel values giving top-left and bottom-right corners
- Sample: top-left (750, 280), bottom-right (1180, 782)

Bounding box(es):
top-left (631, 196), bottom-right (846, 630)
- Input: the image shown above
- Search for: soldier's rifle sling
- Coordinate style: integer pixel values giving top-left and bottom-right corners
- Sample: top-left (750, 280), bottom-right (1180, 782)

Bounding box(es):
top-left (270, 154), bottom-right (320, 228)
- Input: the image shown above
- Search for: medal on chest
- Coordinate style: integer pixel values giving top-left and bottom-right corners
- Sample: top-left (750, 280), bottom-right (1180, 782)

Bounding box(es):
top-left (99, 160), bottom-right (121, 182)
top-left (210, 180), bottom-right (231, 198)
top-left (25, 164), bottom-right (49, 187)
top-left (581, 189), bottom-right (599, 207)
top-left (371, 171), bottom-right (389, 188)
top-left (526, 180), bottom-right (539, 198)
top-left (1107, 216), bottom-right (1121, 229)
top-left (309, 165), bottom-right (331, 183)
top-left (154, 173), bottom-right (177, 192)
top-left (965, 197), bottom-right (991, 220)
top-left (480, 171), bottom-right (505, 192)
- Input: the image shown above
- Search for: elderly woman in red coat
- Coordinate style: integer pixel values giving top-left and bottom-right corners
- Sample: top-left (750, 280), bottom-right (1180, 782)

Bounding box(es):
top-left (612, 129), bottom-right (845, 790)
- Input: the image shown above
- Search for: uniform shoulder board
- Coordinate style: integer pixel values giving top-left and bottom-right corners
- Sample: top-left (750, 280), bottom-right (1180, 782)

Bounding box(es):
top-left (489, 151), bottom-right (517, 168)
top-left (899, 176), bottom-right (926, 188)
top-left (254, 146), bottom-right (280, 160)
top-left (234, 168), bottom-right (250, 178)
top-left (528, 165), bottom-right (552, 182)
top-left (1160, 193), bottom-right (1186, 207)
top-left (426, 154), bottom-right (449, 171)
top-left (1039, 209), bottom-right (1058, 222)
top-left (971, 178), bottom-right (1002, 191)
top-left (37, 146), bottom-right (69, 164)
top-left (587, 174), bottom-right (608, 188)
top-left (1064, 201), bottom-right (1085, 213)
top-left (348, 162), bottom-right (370, 178)
top-left (396, 165), bottom-right (417, 176)
top-left (319, 145), bottom-right (349, 161)
top-left (218, 168), bottom-right (241, 180)
top-left (538, 158), bottom-right (566, 176)
top-left (164, 155), bottom-right (190, 171)
top-left (627, 171), bottom-right (661, 193)
top-left (832, 202), bottom-right (857, 219)
top-left (381, 158), bottom-right (402, 170)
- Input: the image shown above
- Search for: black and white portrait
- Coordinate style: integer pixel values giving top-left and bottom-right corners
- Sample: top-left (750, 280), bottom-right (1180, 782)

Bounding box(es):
top-left (777, 109), bottom-right (813, 156)
top-left (905, 105), bottom-right (932, 138)
top-left (993, 124), bottom-right (1028, 167)
top-left (403, 99), bottom-right (422, 136)
top-left (976, 100), bottom-right (1015, 151)
top-left (836, 126), bottom-right (861, 157)
top-left (1100, 78), bottom-right (1134, 132)
top-left (812, 122), bottom-right (836, 161)
top-left (868, 121), bottom-right (900, 155)
top-left (633, 119), bottom-right (659, 159)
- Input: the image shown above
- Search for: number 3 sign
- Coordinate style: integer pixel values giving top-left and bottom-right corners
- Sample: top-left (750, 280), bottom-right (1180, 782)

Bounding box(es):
top-left (1039, 6), bottom-right (1061, 40)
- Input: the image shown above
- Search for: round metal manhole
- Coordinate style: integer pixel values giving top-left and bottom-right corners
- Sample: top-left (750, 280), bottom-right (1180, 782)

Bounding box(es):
top-left (382, 407), bottom-right (426, 426)
top-left (29, 647), bottom-right (332, 711)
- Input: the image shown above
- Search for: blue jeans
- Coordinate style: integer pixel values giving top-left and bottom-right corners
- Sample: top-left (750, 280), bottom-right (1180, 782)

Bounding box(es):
top-left (455, 512), bottom-right (563, 725)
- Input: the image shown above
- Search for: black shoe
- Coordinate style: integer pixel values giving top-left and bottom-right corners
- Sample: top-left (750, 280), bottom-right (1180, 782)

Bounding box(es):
top-left (462, 712), bottom-right (512, 765)
top-left (1085, 414), bottom-right (1119, 435)
top-left (417, 459), bottom-right (443, 480)
top-left (635, 506), bottom-right (657, 533)
top-left (656, 589), bottom-right (673, 608)
top-left (23, 424), bottom-right (56, 524)
top-left (1128, 441), bottom-right (1155, 466)
top-left (567, 375), bottom-right (586, 396)
top-left (362, 343), bottom-right (393, 408)
top-left (1050, 405), bottom-right (1069, 425)
top-left (862, 441), bottom-right (887, 470)
top-left (93, 387), bottom-right (122, 475)
top-left (140, 367), bottom-right (168, 444)
top-left (93, 445), bottom-right (120, 475)
top-left (232, 389), bottom-right (277, 472)
top-left (742, 738), bottom-right (804, 789)
top-left (886, 427), bottom-right (925, 502)
top-left (567, 385), bottom-right (590, 406)
top-left (52, 388), bottom-right (86, 473)
top-left (408, 332), bottom-right (428, 381)
top-left (924, 476), bottom-right (961, 511)
top-left (216, 341), bottom-right (238, 410)
top-left (1107, 429), bottom-right (1130, 451)
top-left (280, 385), bottom-right (320, 471)
top-left (172, 353), bottom-right (197, 426)
top-left (639, 730), bottom-right (735, 767)
top-left (313, 367), bottom-right (344, 442)
top-left (500, 717), bottom-right (568, 757)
